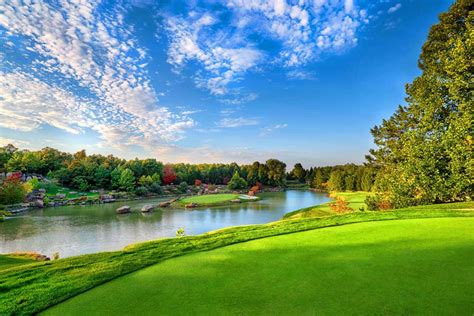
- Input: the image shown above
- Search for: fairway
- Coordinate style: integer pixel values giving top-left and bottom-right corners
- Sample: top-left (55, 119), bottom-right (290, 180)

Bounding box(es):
top-left (45, 218), bottom-right (474, 315)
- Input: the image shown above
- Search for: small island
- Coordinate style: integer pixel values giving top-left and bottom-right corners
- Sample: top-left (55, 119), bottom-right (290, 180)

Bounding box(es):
top-left (177, 193), bottom-right (260, 208)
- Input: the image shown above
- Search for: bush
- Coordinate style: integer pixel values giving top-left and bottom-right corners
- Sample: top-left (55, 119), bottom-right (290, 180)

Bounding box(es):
top-left (365, 195), bottom-right (392, 211)
top-left (227, 172), bottom-right (248, 190)
top-left (148, 182), bottom-right (162, 194)
top-left (195, 179), bottom-right (202, 187)
top-left (329, 196), bottom-right (353, 213)
top-left (178, 181), bottom-right (188, 193)
top-left (176, 227), bottom-right (185, 237)
top-left (134, 186), bottom-right (149, 196)
top-left (0, 178), bottom-right (27, 205)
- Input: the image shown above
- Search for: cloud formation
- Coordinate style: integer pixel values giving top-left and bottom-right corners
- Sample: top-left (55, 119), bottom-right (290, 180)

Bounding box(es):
top-left (0, 0), bottom-right (193, 149)
top-left (217, 117), bottom-right (260, 128)
top-left (387, 3), bottom-right (402, 14)
top-left (164, 0), bottom-right (369, 95)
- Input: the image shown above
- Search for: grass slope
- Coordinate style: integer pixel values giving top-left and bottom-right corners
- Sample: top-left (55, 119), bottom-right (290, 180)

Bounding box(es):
top-left (0, 202), bottom-right (472, 314)
top-left (284, 191), bottom-right (370, 219)
top-left (45, 218), bottom-right (474, 315)
top-left (0, 255), bottom-right (36, 272)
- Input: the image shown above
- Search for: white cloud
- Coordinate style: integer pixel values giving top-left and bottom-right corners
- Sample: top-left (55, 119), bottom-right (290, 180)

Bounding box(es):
top-left (0, 0), bottom-right (194, 150)
top-left (164, 0), bottom-right (369, 95)
top-left (287, 70), bottom-right (315, 80)
top-left (260, 123), bottom-right (288, 136)
top-left (387, 3), bottom-right (402, 14)
top-left (166, 14), bottom-right (263, 95)
top-left (217, 117), bottom-right (259, 128)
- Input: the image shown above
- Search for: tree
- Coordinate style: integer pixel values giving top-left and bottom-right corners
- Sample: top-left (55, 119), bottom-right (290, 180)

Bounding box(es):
top-left (163, 165), bottom-right (177, 185)
top-left (110, 167), bottom-right (122, 190)
top-left (0, 177), bottom-right (27, 204)
top-left (266, 159), bottom-right (286, 186)
top-left (139, 175), bottom-right (153, 187)
top-left (368, 1), bottom-right (473, 207)
top-left (291, 163), bottom-right (306, 183)
top-left (327, 170), bottom-right (344, 192)
top-left (227, 171), bottom-right (248, 190)
top-left (118, 168), bottom-right (135, 192)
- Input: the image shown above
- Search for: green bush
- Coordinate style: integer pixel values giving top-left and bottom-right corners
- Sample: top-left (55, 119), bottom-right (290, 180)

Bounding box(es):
top-left (227, 172), bottom-right (248, 190)
top-left (134, 186), bottom-right (149, 196)
top-left (178, 181), bottom-right (188, 193)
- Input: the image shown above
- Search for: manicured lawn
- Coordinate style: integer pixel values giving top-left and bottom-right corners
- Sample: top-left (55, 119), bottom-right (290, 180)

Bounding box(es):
top-left (41, 183), bottom-right (99, 199)
top-left (179, 193), bottom-right (240, 206)
top-left (0, 201), bottom-right (472, 314)
top-left (45, 217), bottom-right (474, 315)
top-left (284, 191), bottom-right (370, 219)
top-left (0, 255), bottom-right (36, 272)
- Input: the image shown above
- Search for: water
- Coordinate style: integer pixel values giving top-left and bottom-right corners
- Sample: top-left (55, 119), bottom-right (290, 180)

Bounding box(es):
top-left (0, 190), bottom-right (329, 258)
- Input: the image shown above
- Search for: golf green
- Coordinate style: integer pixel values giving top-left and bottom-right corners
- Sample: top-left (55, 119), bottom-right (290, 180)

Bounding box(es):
top-left (44, 217), bottom-right (474, 315)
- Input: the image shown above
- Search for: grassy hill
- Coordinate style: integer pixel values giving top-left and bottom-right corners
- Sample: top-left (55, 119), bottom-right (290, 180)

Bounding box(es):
top-left (44, 217), bottom-right (474, 315)
top-left (0, 201), bottom-right (472, 314)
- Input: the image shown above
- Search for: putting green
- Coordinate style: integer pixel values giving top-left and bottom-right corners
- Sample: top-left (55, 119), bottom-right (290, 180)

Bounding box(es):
top-left (45, 218), bottom-right (474, 315)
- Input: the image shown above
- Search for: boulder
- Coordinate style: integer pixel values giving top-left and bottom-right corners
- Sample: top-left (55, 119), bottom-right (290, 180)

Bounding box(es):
top-left (116, 205), bottom-right (131, 214)
top-left (141, 204), bottom-right (154, 213)
top-left (35, 199), bottom-right (44, 208)
top-left (56, 193), bottom-right (66, 199)
top-left (159, 201), bottom-right (171, 208)
top-left (185, 202), bottom-right (199, 208)
top-left (231, 199), bottom-right (241, 203)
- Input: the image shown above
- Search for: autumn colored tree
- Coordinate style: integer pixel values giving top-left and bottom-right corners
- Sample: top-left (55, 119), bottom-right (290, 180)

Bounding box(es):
top-left (163, 164), bottom-right (177, 185)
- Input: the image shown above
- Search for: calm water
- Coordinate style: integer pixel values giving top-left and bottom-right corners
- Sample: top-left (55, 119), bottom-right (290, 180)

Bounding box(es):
top-left (0, 190), bottom-right (329, 258)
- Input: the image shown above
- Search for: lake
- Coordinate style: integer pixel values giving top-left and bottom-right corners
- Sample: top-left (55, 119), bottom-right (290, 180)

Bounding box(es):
top-left (0, 190), bottom-right (329, 258)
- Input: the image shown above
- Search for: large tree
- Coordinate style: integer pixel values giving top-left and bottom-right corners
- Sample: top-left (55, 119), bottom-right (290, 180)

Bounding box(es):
top-left (368, 0), bottom-right (473, 207)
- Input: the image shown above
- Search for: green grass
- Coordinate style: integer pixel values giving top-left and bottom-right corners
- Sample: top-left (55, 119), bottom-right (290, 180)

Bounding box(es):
top-left (0, 255), bottom-right (36, 272)
top-left (178, 193), bottom-right (258, 206)
top-left (284, 191), bottom-right (371, 219)
top-left (0, 201), bottom-right (472, 314)
top-left (44, 217), bottom-right (474, 315)
top-left (41, 183), bottom-right (99, 199)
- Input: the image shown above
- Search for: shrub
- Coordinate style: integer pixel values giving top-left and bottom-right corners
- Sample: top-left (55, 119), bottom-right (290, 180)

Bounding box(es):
top-left (178, 181), bottom-right (188, 193)
top-left (176, 228), bottom-right (185, 237)
top-left (0, 178), bottom-right (27, 205)
top-left (134, 186), bottom-right (149, 196)
top-left (329, 196), bottom-right (353, 213)
top-left (148, 182), bottom-right (162, 194)
top-left (227, 172), bottom-right (248, 190)
top-left (365, 195), bottom-right (392, 211)
top-left (195, 179), bottom-right (202, 187)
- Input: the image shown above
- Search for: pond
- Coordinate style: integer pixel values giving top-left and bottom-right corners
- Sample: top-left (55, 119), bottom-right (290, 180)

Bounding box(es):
top-left (0, 190), bottom-right (330, 258)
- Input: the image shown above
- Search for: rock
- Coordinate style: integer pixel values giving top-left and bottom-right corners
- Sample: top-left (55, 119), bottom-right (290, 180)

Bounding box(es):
top-left (116, 205), bottom-right (131, 214)
top-left (35, 199), bottom-right (44, 208)
top-left (69, 191), bottom-right (77, 195)
top-left (159, 201), bottom-right (171, 208)
top-left (185, 203), bottom-right (199, 208)
top-left (56, 193), bottom-right (66, 199)
top-left (231, 199), bottom-right (241, 203)
top-left (38, 188), bottom-right (46, 193)
top-left (141, 204), bottom-right (154, 213)
top-left (248, 191), bottom-right (255, 196)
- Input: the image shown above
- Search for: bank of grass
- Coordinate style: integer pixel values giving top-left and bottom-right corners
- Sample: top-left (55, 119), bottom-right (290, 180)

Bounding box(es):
top-left (178, 193), bottom-right (259, 207)
top-left (0, 201), bottom-right (473, 314)
top-left (41, 183), bottom-right (99, 199)
top-left (0, 254), bottom-right (37, 272)
top-left (284, 191), bottom-right (371, 219)
top-left (45, 217), bottom-right (474, 315)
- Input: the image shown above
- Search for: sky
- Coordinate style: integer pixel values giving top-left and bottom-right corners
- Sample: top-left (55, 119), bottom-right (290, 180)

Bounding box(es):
top-left (0, 0), bottom-right (454, 167)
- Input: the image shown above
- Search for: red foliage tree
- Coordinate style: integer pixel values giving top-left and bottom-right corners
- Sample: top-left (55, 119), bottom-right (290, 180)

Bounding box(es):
top-left (163, 165), bottom-right (177, 185)
top-left (194, 179), bottom-right (202, 187)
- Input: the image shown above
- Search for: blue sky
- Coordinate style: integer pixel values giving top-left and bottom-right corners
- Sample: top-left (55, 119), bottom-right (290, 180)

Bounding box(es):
top-left (0, 0), bottom-right (453, 167)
